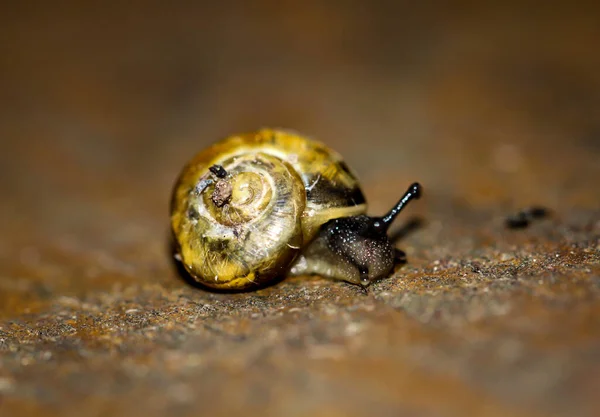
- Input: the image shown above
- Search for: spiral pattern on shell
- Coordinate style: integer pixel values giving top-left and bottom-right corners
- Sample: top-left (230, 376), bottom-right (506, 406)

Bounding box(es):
top-left (171, 129), bottom-right (367, 290)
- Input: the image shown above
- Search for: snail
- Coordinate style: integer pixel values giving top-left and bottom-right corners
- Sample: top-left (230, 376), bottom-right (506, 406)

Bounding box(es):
top-left (171, 128), bottom-right (421, 291)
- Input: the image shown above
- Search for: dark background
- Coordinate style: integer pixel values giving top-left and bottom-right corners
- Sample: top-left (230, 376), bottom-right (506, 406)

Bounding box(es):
top-left (1, 2), bottom-right (599, 417)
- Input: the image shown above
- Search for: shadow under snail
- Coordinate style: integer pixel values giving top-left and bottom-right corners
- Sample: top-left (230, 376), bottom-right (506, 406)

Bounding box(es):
top-left (170, 128), bottom-right (422, 291)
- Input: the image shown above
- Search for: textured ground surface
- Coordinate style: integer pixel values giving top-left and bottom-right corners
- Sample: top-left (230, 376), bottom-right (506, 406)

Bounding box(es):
top-left (1, 3), bottom-right (599, 417)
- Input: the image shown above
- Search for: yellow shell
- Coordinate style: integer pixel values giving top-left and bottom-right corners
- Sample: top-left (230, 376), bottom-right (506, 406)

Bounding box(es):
top-left (170, 128), bottom-right (366, 290)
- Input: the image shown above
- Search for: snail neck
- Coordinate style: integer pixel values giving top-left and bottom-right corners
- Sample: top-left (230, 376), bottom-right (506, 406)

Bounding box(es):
top-left (379, 183), bottom-right (422, 230)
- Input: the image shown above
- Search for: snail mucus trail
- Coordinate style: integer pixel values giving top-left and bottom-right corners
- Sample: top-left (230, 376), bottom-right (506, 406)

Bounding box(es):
top-left (199, 163), bottom-right (421, 289)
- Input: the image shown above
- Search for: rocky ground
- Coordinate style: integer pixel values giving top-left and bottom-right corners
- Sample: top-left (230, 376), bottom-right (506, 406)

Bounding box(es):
top-left (1, 3), bottom-right (599, 417)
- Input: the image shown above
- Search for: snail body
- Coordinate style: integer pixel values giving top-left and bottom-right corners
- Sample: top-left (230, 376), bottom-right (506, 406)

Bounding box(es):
top-left (171, 128), bottom-right (421, 290)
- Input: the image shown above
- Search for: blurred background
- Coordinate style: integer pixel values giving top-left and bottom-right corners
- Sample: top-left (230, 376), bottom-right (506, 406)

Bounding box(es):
top-left (2, 2), bottom-right (598, 236)
top-left (1, 2), bottom-right (599, 417)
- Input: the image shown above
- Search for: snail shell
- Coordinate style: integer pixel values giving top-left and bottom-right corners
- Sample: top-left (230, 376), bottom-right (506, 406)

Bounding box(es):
top-left (171, 129), bottom-right (367, 290)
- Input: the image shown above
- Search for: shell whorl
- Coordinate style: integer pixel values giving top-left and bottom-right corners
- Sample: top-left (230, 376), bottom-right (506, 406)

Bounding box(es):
top-left (174, 152), bottom-right (305, 289)
top-left (202, 157), bottom-right (275, 226)
top-left (170, 129), bottom-right (367, 290)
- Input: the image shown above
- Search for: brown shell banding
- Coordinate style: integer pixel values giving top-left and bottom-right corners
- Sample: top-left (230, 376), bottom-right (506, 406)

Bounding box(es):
top-left (171, 128), bottom-right (367, 290)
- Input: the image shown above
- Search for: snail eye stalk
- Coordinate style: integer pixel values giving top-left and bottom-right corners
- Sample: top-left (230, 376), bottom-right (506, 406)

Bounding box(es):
top-left (378, 183), bottom-right (422, 231)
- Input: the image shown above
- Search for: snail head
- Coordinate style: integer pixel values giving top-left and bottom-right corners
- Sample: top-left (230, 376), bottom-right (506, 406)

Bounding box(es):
top-left (314, 183), bottom-right (422, 289)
